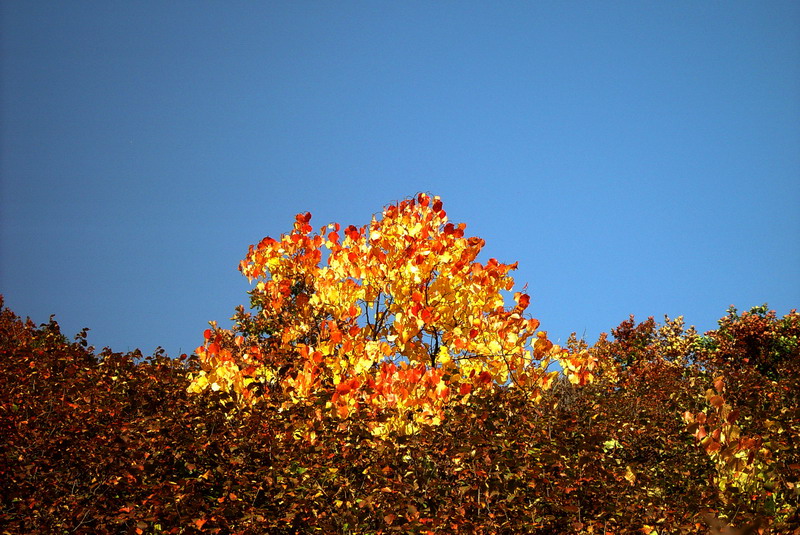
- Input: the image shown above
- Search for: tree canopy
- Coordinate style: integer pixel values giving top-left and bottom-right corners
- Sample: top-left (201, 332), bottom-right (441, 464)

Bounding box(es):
top-left (188, 194), bottom-right (595, 436)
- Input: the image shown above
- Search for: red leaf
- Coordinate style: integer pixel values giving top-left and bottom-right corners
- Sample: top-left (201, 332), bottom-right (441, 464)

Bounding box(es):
top-left (420, 308), bottom-right (432, 324)
top-left (345, 225), bottom-right (359, 239)
top-left (257, 236), bottom-right (276, 248)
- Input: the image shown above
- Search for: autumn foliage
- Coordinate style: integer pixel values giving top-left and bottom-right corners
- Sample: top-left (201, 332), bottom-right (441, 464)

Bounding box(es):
top-left (1, 195), bottom-right (798, 534)
top-left (188, 194), bottom-right (580, 436)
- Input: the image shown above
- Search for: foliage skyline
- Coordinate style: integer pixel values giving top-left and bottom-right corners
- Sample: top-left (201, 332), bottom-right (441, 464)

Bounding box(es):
top-left (2, 196), bottom-right (798, 533)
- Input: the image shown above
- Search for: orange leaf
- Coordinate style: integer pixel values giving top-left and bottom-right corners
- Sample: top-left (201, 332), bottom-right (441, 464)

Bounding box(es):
top-left (336, 403), bottom-right (351, 418)
top-left (714, 376), bottom-right (725, 393)
top-left (515, 292), bottom-right (530, 309)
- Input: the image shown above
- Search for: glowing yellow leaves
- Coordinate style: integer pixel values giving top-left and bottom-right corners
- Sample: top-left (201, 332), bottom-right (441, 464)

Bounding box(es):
top-left (188, 193), bottom-right (570, 437)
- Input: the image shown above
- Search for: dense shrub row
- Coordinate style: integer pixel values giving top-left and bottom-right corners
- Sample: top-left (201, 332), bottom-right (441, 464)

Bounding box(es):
top-left (1, 296), bottom-right (798, 533)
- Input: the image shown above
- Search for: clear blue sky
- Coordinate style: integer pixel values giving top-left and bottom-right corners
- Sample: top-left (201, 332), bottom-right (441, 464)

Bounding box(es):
top-left (2, 2), bottom-right (798, 357)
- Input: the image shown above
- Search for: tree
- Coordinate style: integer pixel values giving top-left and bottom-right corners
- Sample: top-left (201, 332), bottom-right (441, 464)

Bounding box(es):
top-left (590, 307), bottom-right (800, 530)
top-left (187, 193), bottom-right (591, 436)
top-left (686, 306), bottom-right (800, 525)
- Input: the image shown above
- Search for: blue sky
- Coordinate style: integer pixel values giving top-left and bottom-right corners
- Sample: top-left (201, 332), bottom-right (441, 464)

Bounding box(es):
top-left (2, 2), bottom-right (798, 357)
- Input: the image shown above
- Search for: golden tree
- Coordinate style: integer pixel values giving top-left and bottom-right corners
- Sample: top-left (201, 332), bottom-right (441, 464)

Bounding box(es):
top-left (188, 194), bottom-right (591, 435)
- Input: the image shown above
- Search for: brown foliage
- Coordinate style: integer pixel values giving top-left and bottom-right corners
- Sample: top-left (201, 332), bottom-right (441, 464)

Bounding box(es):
top-left (1, 295), bottom-right (798, 533)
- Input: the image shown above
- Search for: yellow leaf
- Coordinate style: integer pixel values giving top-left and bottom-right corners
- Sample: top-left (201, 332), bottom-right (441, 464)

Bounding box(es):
top-left (437, 345), bottom-right (452, 365)
top-left (624, 465), bottom-right (636, 484)
top-left (187, 373), bottom-right (209, 393)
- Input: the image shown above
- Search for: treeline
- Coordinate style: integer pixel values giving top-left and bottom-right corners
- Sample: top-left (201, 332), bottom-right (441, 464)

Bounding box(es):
top-left (1, 296), bottom-right (797, 534)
